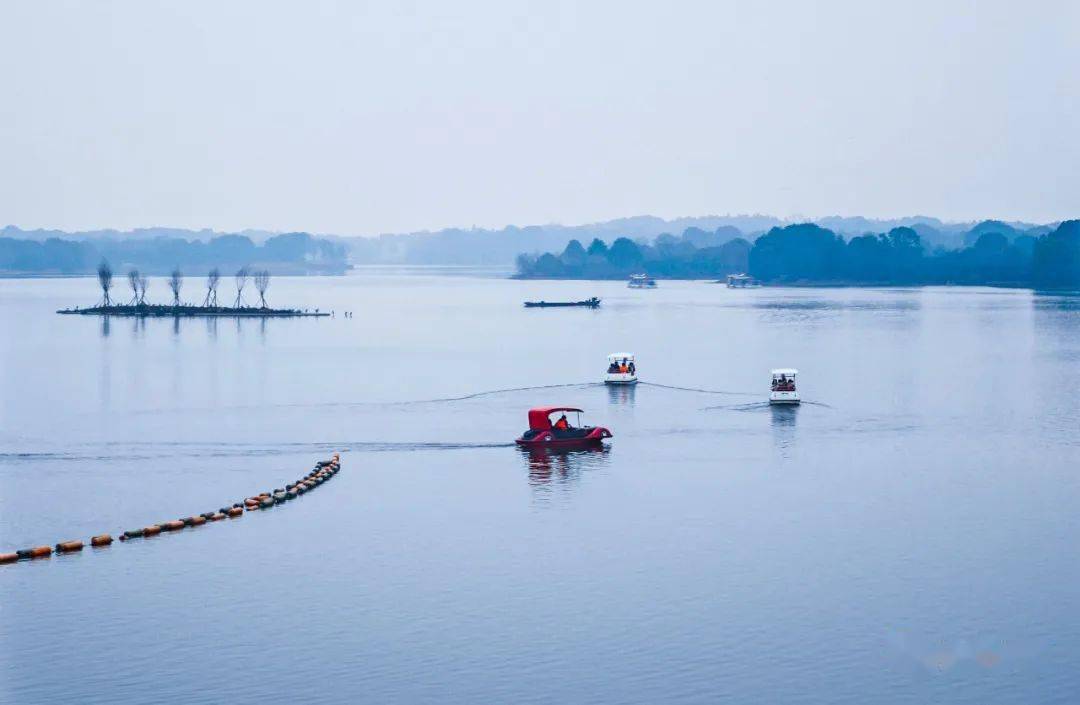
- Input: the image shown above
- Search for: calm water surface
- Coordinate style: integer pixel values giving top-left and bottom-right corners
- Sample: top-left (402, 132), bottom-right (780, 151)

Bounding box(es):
top-left (1, 271), bottom-right (1078, 704)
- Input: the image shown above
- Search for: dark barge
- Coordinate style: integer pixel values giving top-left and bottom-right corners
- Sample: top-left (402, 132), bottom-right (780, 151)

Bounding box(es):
top-left (523, 297), bottom-right (601, 309)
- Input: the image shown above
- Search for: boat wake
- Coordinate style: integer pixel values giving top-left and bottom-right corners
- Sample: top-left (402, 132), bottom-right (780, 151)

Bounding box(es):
top-left (638, 382), bottom-right (758, 397)
top-left (0, 440), bottom-right (516, 463)
top-left (394, 382), bottom-right (600, 405)
top-left (130, 382), bottom-right (604, 415)
top-left (701, 399), bottom-right (833, 411)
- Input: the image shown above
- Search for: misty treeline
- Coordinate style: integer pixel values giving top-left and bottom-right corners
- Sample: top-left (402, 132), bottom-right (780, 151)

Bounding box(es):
top-left (347, 214), bottom-right (1028, 265)
top-left (0, 232), bottom-right (346, 275)
top-left (516, 229), bottom-right (752, 279)
top-left (516, 220), bottom-right (1080, 288)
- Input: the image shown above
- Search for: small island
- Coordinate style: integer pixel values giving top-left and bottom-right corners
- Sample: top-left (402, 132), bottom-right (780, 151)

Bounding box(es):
top-left (57, 262), bottom-right (331, 318)
top-left (58, 304), bottom-right (327, 318)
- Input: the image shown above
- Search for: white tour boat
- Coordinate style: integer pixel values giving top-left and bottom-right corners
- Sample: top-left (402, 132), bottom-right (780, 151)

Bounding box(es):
top-left (726, 273), bottom-right (759, 288)
top-left (628, 274), bottom-right (657, 289)
top-left (605, 353), bottom-right (638, 385)
top-left (769, 368), bottom-right (799, 404)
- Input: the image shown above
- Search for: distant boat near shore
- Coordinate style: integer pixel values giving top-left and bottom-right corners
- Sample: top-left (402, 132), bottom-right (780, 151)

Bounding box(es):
top-left (723, 273), bottom-right (760, 288)
top-left (523, 297), bottom-right (601, 309)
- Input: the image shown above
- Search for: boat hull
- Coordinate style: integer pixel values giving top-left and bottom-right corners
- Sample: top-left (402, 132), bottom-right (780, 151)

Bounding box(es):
top-left (524, 298), bottom-right (601, 308)
top-left (769, 391), bottom-right (800, 404)
top-left (604, 374), bottom-right (638, 385)
top-left (515, 427), bottom-right (612, 448)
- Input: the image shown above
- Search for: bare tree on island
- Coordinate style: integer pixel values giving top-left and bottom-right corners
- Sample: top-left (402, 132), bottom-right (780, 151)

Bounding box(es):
top-left (204, 268), bottom-right (220, 307)
top-left (97, 260), bottom-right (113, 307)
top-left (234, 266), bottom-right (249, 308)
top-left (127, 269), bottom-right (140, 305)
top-left (168, 268), bottom-right (183, 306)
top-left (137, 274), bottom-right (148, 304)
top-left (254, 269), bottom-right (271, 308)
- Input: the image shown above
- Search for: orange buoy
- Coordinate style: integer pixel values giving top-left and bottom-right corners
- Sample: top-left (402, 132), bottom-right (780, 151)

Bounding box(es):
top-left (55, 540), bottom-right (84, 553)
top-left (91, 534), bottom-right (113, 547)
top-left (190, 516), bottom-right (207, 526)
top-left (0, 552), bottom-right (17, 564)
top-left (161, 520), bottom-right (185, 532)
top-left (143, 525), bottom-right (162, 537)
top-left (210, 512), bottom-right (226, 521)
top-left (29, 546), bottom-right (52, 559)
top-left (227, 507), bottom-right (243, 517)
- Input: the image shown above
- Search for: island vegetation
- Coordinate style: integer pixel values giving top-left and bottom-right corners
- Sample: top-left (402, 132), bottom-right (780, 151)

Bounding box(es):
top-left (57, 261), bottom-right (329, 317)
top-left (515, 220), bottom-right (1080, 289)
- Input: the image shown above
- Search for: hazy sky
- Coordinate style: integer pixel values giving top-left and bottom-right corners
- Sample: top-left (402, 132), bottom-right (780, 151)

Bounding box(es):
top-left (1, 1), bottom-right (1077, 234)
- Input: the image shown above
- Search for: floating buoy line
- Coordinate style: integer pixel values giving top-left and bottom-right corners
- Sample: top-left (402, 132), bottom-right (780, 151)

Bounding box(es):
top-left (0, 453), bottom-right (340, 566)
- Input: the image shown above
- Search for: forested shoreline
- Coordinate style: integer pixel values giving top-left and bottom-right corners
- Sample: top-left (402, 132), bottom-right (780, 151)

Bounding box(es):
top-left (515, 220), bottom-right (1080, 289)
top-left (0, 231), bottom-right (347, 275)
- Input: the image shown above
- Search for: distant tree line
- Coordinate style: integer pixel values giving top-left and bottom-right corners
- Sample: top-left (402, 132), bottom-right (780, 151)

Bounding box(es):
top-left (516, 228), bottom-right (752, 279)
top-left (516, 221), bottom-right (1080, 289)
top-left (747, 221), bottom-right (1078, 288)
top-left (347, 214), bottom-right (1048, 265)
top-left (0, 232), bottom-right (347, 275)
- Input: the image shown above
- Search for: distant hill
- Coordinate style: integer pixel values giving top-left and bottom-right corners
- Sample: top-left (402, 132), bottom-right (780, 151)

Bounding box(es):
top-left (346, 215), bottom-right (784, 265)
top-left (0, 231), bottom-right (347, 276)
top-left (1, 216), bottom-right (1062, 270)
top-left (348, 215), bottom-right (1058, 265)
top-left (0, 225), bottom-right (282, 244)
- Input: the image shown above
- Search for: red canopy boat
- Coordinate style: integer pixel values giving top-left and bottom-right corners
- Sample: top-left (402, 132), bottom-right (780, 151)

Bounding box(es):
top-left (515, 406), bottom-right (613, 448)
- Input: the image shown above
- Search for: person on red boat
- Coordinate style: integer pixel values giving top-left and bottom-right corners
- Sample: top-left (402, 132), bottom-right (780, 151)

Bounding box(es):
top-left (553, 414), bottom-right (570, 430)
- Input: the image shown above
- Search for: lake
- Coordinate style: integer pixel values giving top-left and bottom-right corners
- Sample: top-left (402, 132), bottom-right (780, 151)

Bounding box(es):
top-left (1, 270), bottom-right (1078, 704)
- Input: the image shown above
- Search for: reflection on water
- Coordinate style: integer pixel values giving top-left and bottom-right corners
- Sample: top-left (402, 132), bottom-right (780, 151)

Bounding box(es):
top-left (753, 300), bottom-right (835, 311)
top-left (752, 297), bottom-right (921, 312)
top-left (1032, 291), bottom-right (1080, 311)
top-left (770, 403), bottom-right (798, 452)
top-left (752, 294), bottom-right (922, 329)
top-left (519, 445), bottom-right (611, 489)
top-left (91, 313), bottom-right (290, 341)
top-left (606, 382), bottom-right (637, 406)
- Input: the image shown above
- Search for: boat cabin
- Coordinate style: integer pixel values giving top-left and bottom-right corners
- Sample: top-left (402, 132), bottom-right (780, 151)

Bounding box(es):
top-left (528, 406), bottom-right (583, 431)
top-left (726, 274), bottom-right (758, 288)
top-left (628, 274), bottom-right (657, 288)
top-left (769, 368), bottom-right (799, 404)
top-left (516, 406), bottom-right (613, 447)
top-left (605, 352), bottom-right (638, 385)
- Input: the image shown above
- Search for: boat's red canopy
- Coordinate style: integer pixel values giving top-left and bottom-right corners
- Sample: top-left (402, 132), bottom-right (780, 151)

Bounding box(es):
top-left (527, 406), bottom-right (583, 431)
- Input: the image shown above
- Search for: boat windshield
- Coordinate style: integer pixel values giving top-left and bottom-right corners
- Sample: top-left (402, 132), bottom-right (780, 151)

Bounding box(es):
top-left (771, 375), bottom-right (796, 391)
top-left (550, 410), bottom-right (584, 428)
